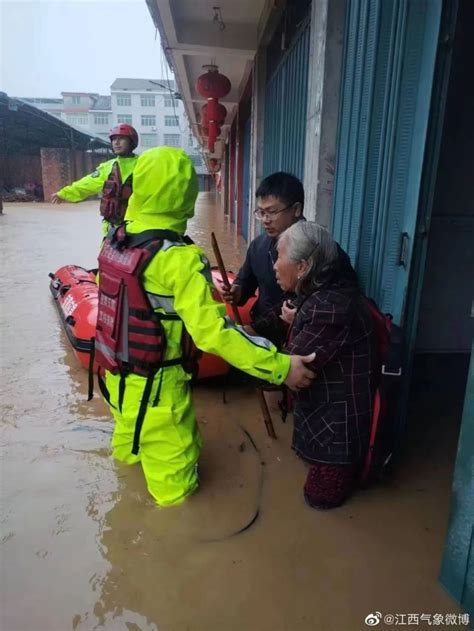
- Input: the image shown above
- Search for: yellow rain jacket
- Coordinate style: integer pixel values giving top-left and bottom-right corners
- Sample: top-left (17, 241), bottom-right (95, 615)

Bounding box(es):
top-left (57, 155), bottom-right (138, 232)
top-left (103, 147), bottom-right (290, 506)
top-left (57, 155), bottom-right (137, 203)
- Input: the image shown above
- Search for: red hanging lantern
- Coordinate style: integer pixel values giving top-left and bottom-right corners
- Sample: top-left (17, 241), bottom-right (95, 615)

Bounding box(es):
top-left (208, 158), bottom-right (221, 173)
top-left (197, 65), bottom-right (230, 152)
top-left (208, 120), bottom-right (218, 153)
top-left (202, 102), bottom-right (227, 125)
top-left (196, 65), bottom-right (231, 100)
top-left (201, 124), bottom-right (221, 138)
top-left (207, 98), bottom-right (217, 124)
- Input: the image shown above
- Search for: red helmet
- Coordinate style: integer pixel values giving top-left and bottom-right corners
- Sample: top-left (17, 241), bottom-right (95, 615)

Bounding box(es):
top-left (109, 124), bottom-right (138, 150)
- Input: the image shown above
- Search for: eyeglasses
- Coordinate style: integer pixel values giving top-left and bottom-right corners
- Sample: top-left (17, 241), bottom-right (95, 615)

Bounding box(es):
top-left (253, 203), bottom-right (295, 221)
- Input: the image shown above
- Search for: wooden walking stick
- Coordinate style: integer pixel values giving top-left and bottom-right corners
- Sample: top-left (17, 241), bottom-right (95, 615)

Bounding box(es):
top-left (210, 232), bottom-right (242, 325)
top-left (211, 232), bottom-right (277, 439)
top-left (255, 388), bottom-right (278, 439)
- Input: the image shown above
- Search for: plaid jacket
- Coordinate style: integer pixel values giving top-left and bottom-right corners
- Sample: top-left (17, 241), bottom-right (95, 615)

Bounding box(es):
top-left (250, 244), bottom-right (359, 348)
top-left (286, 284), bottom-right (375, 465)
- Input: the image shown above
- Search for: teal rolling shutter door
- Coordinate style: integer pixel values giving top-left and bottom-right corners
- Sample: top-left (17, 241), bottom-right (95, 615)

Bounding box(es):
top-left (263, 21), bottom-right (310, 180)
top-left (332, 0), bottom-right (442, 324)
top-left (332, 0), bottom-right (380, 260)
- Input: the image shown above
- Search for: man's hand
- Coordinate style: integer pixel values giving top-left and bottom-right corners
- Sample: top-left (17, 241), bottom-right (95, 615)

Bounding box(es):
top-left (216, 281), bottom-right (242, 306)
top-left (51, 193), bottom-right (62, 204)
top-left (284, 352), bottom-right (316, 391)
top-left (280, 300), bottom-right (297, 325)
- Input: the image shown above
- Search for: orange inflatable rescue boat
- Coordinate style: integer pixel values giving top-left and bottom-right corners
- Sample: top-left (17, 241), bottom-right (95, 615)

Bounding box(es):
top-left (49, 265), bottom-right (256, 380)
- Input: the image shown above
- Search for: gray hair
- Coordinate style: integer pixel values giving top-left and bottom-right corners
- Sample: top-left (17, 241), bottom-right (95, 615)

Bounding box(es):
top-left (279, 221), bottom-right (338, 295)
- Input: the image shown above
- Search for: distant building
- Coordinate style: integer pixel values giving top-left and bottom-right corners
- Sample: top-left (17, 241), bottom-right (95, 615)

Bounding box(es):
top-left (60, 92), bottom-right (108, 136)
top-left (109, 78), bottom-right (205, 176)
top-left (88, 95), bottom-right (112, 141)
top-left (19, 79), bottom-right (207, 181)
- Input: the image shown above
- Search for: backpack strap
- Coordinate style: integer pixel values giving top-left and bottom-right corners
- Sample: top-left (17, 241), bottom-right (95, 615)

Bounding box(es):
top-left (360, 388), bottom-right (382, 484)
top-left (125, 229), bottom-right (183, 248)
top-left (132, 373), bottom-right (155, 455)
top-left (118, 373), bottom-right (126, 413)
top-left (105, 226), bottom-right (192, 253)
top-left (382, 323), bottom-right (403, 377)
top-left (96, 371), bottom-right (116, 410)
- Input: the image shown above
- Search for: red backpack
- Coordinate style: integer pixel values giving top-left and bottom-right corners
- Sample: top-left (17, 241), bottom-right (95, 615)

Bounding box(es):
top-left (360, 298), bottom-right (403, 485)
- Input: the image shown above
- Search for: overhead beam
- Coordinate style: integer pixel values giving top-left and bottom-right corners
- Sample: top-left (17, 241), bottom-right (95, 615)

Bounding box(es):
top-left (163, 44), bottom-right (256, 60)
top-left (155, 0), bottom-right (179, 45)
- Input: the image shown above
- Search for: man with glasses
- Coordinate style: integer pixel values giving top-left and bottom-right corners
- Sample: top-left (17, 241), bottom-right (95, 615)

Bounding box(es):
top-left (220, 172), bottom-right (304, 346)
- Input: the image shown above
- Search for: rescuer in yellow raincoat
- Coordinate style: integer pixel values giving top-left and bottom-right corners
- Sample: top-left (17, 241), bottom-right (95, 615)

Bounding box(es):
top-left (101, 147), bottom-right (315, 507)
top-left (51, 124), bottom-right (139, 232)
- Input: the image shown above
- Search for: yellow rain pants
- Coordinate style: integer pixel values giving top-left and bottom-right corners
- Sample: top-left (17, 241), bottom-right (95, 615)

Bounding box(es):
top-left (106, 367), bottom-right (202, 506)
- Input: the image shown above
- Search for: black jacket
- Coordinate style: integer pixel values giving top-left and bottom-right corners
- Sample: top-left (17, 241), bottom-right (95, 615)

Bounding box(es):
top-left (234, 232), bottom-right (282, 320)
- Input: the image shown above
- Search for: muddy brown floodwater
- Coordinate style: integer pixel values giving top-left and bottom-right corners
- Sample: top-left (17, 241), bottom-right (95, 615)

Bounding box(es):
top-left (1, 196), bottom-right (459, 631)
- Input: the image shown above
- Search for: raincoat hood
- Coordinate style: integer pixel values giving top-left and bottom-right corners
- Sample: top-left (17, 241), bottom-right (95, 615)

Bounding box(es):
top-left (126, 147), bottom-right (198, 234)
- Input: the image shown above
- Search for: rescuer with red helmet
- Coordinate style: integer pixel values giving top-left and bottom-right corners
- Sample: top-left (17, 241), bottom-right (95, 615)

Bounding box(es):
top-left (52, 124), bottom-right (141, 229)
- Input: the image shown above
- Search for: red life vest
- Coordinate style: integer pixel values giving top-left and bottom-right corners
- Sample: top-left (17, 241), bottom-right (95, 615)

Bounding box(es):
top-left (95, 227), bottom-right (187, 378)
top-left (99, 161), bottom-right (133, 225)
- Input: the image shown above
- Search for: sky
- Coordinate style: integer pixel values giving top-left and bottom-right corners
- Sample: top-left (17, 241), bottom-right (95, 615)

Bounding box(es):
top-left (0, 0), bottom-right (171, 98)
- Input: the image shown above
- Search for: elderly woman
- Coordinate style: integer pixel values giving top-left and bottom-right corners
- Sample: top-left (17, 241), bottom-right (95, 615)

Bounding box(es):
top-left (274, 222), bottom-right (376, 509)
